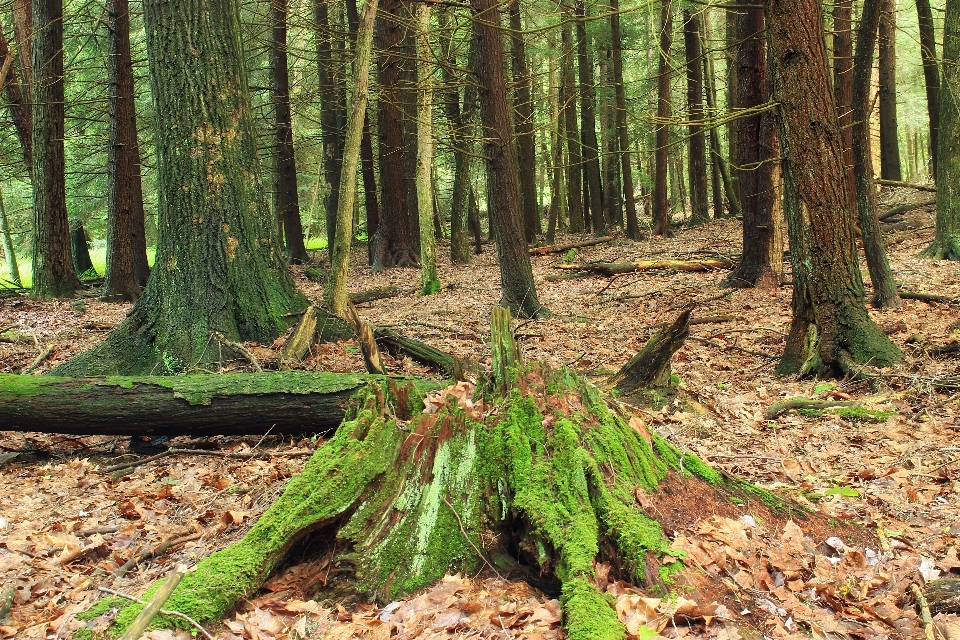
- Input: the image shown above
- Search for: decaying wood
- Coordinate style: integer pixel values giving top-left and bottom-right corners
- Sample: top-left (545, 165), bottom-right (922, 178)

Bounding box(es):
top-left (119, 565), bottom-right (187, 640)
top-left (911, 583), bottom-right (936, 640)
top-left (0, 372), bottom-right (437, 436)
top-left (925, 577), bottom-right (960, 615)
top-left (528, 235), bottom-right (614, 256)
top-left (556, 258), bottom-right (732, 276)
top-left (212, 331), bottom-right (262, 371)
top-left (0, 585), bottom-right (13, 621)
top-left (21, 344), bottom-right (54, 374)
top-left (344, 303), bottom-right (384, 374)
top-left (765, 397), bottom-right (856, 419)
top-left (876, 178), bottom-right (937, 192)
top-left (349, 285), bottom-right (403, 304)
top-left (490, 306), bottom-right (519, 390)
top-left (609, 309), bottom-right (690, 393)
top-left (114, 531), bottom-right (202, 578)
top-left (374, 326), bottom-right (471, 380)
top-left (879, 199), bottom-right (936, 222)
top-left (98, 585), bottom-right (214, 640)
top-left (280, 305), bottom-right (321, 362)
top-left (899, 290), bottom-right (959, 304)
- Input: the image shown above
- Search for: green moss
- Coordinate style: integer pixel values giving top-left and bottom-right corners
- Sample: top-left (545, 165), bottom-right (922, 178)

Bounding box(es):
top-left (840, 307), bottom-right (901, 367)
top-left (832, 406), bottom-right (892, 422)
top-left (72, 628), bottom-right (94, 640)
top-left (77, 597), bottom-right (126, 621)
top-left (560, 577), bottom-right (625, 640)
top-left (658, 559), bottom-right (685, 585)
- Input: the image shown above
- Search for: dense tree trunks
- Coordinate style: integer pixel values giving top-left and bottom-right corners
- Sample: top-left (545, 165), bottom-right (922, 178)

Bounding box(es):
top-left (922, 0), bottom-right (960, 259)
top-left (833, 0), bottom-right (855, 211)
top-left (653, 1), bottom-right (672, 236)
top-left (560, 18), bottom-right (584, 233)
top-left (683, 10), bottom-right (709, 226)
top-left (852, 0), bottom-right (900, 308)
top-left (11, 0), bottom-right (31, 102)
top-left (415, 3), bottom-right (439, 295)
top-left (700, 17), bottom-right (739, 219)
top-left (0, 188), bottom-right (21, 286)
top-left (315, 0), bottom-right (345, 258)
top-left (575, 1), bottom-right (605, 236)
top-left (878, 0), bottom-right (902, 181)
top-left (724, 7), bottom-right (739, 205)
top-left (509, 1), bottom-right (538, 242)
top-left (271, 0), bottom-right (307, 264)
top-left (611, 0), bottom-right (638, 238)
top-left (724, 1), bottom-right (782, 289)
top-left (372, 0), bottom-right (418, 270)
top-left (0, 372), bottom-right (437, 436)
top-left (916, 0), bottom-right (940, 180)
top-left (471, 0), bottom-right (546, 318)
top-left (400, 23), bottom-right (421, 256)
top-left (765, 0), bottom-right (899, 374)
top-left (445, 15), bottom-right (476, 264)
top-left (0, 27), bottom-right (31, 172)
top-left (31, 0), bottom-right (79, 299)
top-left (103, 0), bottom-right (147, 301)
top-left (547, 37), bottom-right (565, 243)
top-left (55, 0), bottom-right (304, 376)
top-left (600, 56), bottom-right (620, 228)
top-left (327, 0), bottom-right (379, 317)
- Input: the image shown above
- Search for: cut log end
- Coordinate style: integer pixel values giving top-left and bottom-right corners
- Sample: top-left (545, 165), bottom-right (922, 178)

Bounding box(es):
top-left (610, 310), bottom-right (691, 397)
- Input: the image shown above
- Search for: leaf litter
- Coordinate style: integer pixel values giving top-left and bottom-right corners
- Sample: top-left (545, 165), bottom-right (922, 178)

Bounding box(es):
top-left (2, 203), bottom-right (960, 639)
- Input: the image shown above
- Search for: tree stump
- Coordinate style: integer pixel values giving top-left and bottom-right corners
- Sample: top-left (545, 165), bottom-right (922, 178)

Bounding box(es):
top-left (609, 310), bottom-right (691, 396)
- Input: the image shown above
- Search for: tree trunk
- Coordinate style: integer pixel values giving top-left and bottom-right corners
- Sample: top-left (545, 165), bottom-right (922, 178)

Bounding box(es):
top-left (31, 0), bottom-right (79, 299)
top-left (878, 0), bottom-right (902, 181)
top-left (684, 10), bottom-right (709, 226)
top-left (272, 0), bottom-right (307, 264)
top-left (723, 0), bottom-right (782, 289)
top-left (547, 33), bottom-right (565, 243)
top-left (916, 0), bottom-right (939, 181)
top-left (509, 1), bottom-right (538, 243)
top-left (415, 3), bottom-right (439, 295)
top-left (444, 11), bottom-right (476, 265)
top-left (0, 26), bottom-right (32, 173)
top-left (71, 221), bottom-right (94, 277)
top-left (400, 20), bottom-right (422, 258)
top-left (833, 0), bottom-right (856, 212)
top-left (852, 0), bottom-right (901, 308)
top-left (103, 0), bottom-right (146, 302)
top-left (653, 1), bottom-right (672, 236)
top-left (560, 18), bottom-right (584, 233)
top-left (766, 0), bottom-right (900, 375)
top-left (0, 372), bottom-right (422, 436)
top-left (724, 6), bottom-right (739, 207)
top-left (11, 0), bottom-right (31, 100)
top-left (576, 0), bottom-right (606, 236)
top-left (700, 16), bottom-right (740, 219)
top-left (53, 0), bottom-right (305, 376)
top-left (371, 0), bottom-right (418, 271)
top-left (0, 186), bottom-right (21, 287)
top-left (922, 0), bottom-right (960, 259)
top-left (326, 0), bottom-right (379, 317)
top-left (610, 0), bottom-right (637, 238)
top-left (471, 0), bottom-right (546, 319)
top-left (316, 0), bottom-right (345, 259)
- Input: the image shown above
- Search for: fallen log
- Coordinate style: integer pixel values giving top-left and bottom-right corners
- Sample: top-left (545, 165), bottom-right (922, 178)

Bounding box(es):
top-left (0, 372), bottom-right (437, 436)
top-left (879, 199), bottom-right (936, 222)
top-left (349, 285), bottom-right (403, 305)
top-left (555, 258), bottom-right (732, 276)
top-left (528, 235), bottom-right (614, 256)
top-left (876, 178), bottom-right (937, 192)
top-left (899, 290), bottom-right (959, 304)
top-left (374, 326), bottom-right (472, 380)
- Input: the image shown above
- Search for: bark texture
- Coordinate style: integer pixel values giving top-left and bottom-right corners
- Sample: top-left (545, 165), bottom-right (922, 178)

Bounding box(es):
top-left (315, 0), bottom-right (345, 258)
top-left (561, 18), bottom-right (584, 233)
top-left (576, 1), bottom-right (605, 236)
top-left (610, 0), bottom-right (638, 238)
top-left (0, 27), bottom-right (32, 172)
top-left (878, 0), bottom-right (902, 181)
top-left (833, 0), bottom-right (855, 211)
top-left (917, 0), bottom-right (940, 180)
top-left (653, 2), bottom-right (672, 236)
top-left (683, 10), bottom-right (709, 226)
top-left (509, 1), bottom-right (538, 242)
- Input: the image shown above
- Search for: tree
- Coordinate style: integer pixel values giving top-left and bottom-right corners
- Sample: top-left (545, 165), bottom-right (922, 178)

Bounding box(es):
top-left (0, 187), bottom-right (21, 287)
top-left (509, 0), bottom-right (538, 242)
top-left (415, 1), bottom-right (439, 295)
top-left (103, 0), bottom-right (149, 301)
top-left (0, 26), bottom-right (31, 172)
top-left (723, 0), bottom-right (782, 289)
top-left (833, 0), bottom-right (855, 210)
top-left (851, 0), bottom-right (900, 308)
top-left (683, 9), bottom-right (708, 226)
top-left (878, 0), bottom-right (902, 181)
top-left (610, 0), bottom-right (639, 239)
top-left (575, 0), bottom-right (605, 236)
top-left (560, 17), bottom-right (584, 233)
top-left (272, 0), bottom-right (308, 264)
top-left (472, 0), bottom-right (547, 318)
top-left (54, 0), bottom-right (304, 376)
top-left (922, 0), bottom-right (960, 259)
top-left (765, 0), bottom-right (899, 375)
top-left (31, 0), bottom-right (80, 298)
top-left (916, 0), bottom-right (940, 180)
top-left (653, 1), bottom-right (672, 236)
top-left (316, 0), bottom-right (346, 259)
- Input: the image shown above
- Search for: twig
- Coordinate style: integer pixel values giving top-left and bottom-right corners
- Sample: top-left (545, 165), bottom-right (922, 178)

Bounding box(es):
top-left (687, 336), bottom-right (776, 360)
top-left (112, 531), bottom-right (203, 578)
top-left (765, 397), bottom-right (856, 419)
top-left (101, 450), bottom-right (173, 473)
top-left (441, 496), bottom-right (503, 580)
top-left (899, 291), bottom-right (960, 304)
top-left (76, 525), bottom-right (120, 537)
top-left (910, 583), bottom-right (936, 640)
top-left (21, 344), bottom-right (54, 374)
top-left (101, 447), bottom-right (312, 476)
top-left (211, 331), bottom-right (262, 371)
top-left (0, 585), bottom-right (14, 621)
top-left (117, 565), bottom-right (187, 640)
top-left (98, 581), bottom-right (214, 640)
top-left (704, 453), bottom-right (783, 461)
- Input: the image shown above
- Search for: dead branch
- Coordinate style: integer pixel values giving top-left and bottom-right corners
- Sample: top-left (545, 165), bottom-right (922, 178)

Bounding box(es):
top-left (211, 332), bottom-right (262, 372)
top-left (765, 397), bottom-right (856, 419)
top-left (528, 235), bottom-right (614, 256)
top-left (555, 258), bottom-right (732, 277)
top-left (349, 285), bottom-right (404, 304)
top-left (113, 531), bottom-right (203, 579)
top-left (899, 290), bottom-right (960, 304)
top-left (879, 199), bottom-right (936, 222)
top-left (21, 344), bottom-right (54, 374)
top-left (876, 178), bottom-right (937, 192)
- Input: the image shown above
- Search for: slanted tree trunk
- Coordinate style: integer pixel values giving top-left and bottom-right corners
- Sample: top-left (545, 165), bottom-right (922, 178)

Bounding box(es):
top-left (0, 27), bottom-right (31, 172)
top-left (610, 0), bottom-right (638, 238)
top-left (509, 0), bottom-right (538, 242)
top-left (576, 0), bottom-right (606, 236)
top-left (922, 0), bottom-right (960, 259)
top-left (103, 0), bottom-right (146, 301)
top-left (833, 0), bottom-right (855, 213)
top-left (272, 0), bottom-right (307, 264)
top-left (472, 0), bottom-right (547, 319)
top-left (723, 0), bottom-right (782, 289)
top-left (560, 17), bottom-right (585, 233)
top-left (653, 1), bottom-right (672, 236)
top-left (316, 0), bottom-right (345, 259)
top-left (878, 0), bottom-right (902, 181)
top-left (415, 2), bottom-right (439, 295)
top-left (71, 221), bottom-right (94, 277)
top-left (53, 0), bottom-right (305, 376)
top-left (851, 0), bottom-right (901, 308)
top-left (916, 0), bottom-right (940, 181)
top-left (766, 0), bottom-right (900, 375)
top-left (684, 10), bottom-right (709, 226)
top-left (0, 187), bottom-right (21, 287)
top-left (31, 0), bottom-right (79, 299)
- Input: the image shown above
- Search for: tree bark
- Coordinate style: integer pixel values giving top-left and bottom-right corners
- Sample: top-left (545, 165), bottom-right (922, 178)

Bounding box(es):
top-left (833, 0), bottom-right (856, 212)
top-left (54, 0), bottom-right (305, 376)
top-left (852, 0), bottom-right (901, 308)
top-left (509, 1), bottom-right (538, 242)
top-left (103, 0), bottom-right (147, 301)
top-left (471, 0), bottom-right (547, 318)
top-left (576, 0), bottom-right (606, 236)
top-left (444, 11), bottom-right (475, 265)
top-left (560, 18), bottom-right (584, 233)
top-left (922, 0), bottom-right (960, 259)
top-left (272, 0), bottom-right (307, 264)
top-left (610, 0), bottom-right (638, 239)
top-left (415, 2), bottom-right (439, 295)
top-left (31, 0), bottom-right (79, 299)
top-left (766, 0), bottom-right (900, 375)
top-left (916, 0), bottom-right (940, 180)
top-left (0, 26), bottom-right (32, 173)
top-left (0, 187), bottom-right (21, 287)
top-left (700, 17), bottom-right (739, 219)
top-left (316, 0), bottom-right (346, 259)
top-left (653, 1), bottom-right (672, 236)
top-left (878, 0), bottom-right (902, 181)
top-left (684, 10), bottom-right (709, 226)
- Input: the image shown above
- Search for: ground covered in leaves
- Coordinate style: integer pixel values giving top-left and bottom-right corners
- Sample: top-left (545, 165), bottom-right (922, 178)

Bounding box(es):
top-left (2, 194), bottom-right (960, 639)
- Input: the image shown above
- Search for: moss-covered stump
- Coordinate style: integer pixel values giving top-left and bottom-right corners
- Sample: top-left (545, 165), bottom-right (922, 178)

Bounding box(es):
top-left (86, 366), bottom-right (800, 639)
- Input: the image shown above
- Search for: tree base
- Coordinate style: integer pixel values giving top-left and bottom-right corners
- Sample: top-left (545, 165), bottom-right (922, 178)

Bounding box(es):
top-left (83, 366), bottom-right (805, 639)
top-left (920, 235), bottom-right (960, 261)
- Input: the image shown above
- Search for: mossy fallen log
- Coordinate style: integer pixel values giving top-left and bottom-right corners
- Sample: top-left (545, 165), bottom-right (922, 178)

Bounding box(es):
top-left (0, 372), bottom-right (436, 436)
top-left (555, 258), bottom-right (732, 276)
top-left (78, 364), bottom-right (805, 640)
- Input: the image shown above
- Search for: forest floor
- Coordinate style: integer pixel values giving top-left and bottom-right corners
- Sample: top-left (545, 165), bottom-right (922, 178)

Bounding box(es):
top-left (1, 189), bottom-right (959, 640)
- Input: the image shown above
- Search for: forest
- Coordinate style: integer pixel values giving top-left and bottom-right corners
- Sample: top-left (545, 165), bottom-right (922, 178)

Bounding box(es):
top-left (1, 0), bottom-right (960, 637)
